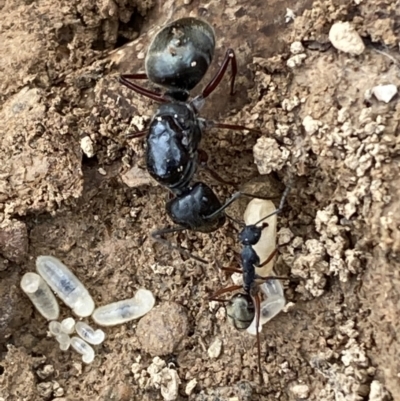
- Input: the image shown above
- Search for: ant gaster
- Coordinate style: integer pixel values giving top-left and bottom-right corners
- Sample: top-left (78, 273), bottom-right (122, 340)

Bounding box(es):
top-left (210, 185), bottom-right (291, 384)
top-left (120, 18), bottom-right (260, 261)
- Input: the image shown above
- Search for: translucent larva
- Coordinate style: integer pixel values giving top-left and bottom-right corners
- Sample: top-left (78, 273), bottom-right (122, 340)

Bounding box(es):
top-left (48, 321), bottom-right (71, 350)
top-left (60, 317), bottom-right (76, 334)
top-left (92, 289), bottom-right (155, 326)
top-left (70, 336), bottom-right (95, 364)
top-left (75, 322), bottom-right (105, 345)
top-left (48, 320), bottom-right (62, 335)
top-left (56, 333), bottom-right (72, 351)
top-left (21, 272), bottom-right (60, 321)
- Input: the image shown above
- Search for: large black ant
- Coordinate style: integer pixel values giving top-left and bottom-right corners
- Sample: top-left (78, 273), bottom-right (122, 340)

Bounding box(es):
top-left (210, 185), bottom-right (291, 384)
top-left (120, 17), bottom-right (261, 262)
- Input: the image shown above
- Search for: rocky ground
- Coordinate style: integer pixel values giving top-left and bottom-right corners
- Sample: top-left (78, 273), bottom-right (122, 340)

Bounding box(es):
top-left (0, 0), bottom-right (399, 400)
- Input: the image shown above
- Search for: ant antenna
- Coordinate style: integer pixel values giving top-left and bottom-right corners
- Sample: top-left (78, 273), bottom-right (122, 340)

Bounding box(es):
top-left (205, 182), bottom-right (291, 225)
top-left (225, 213), bottom-right (243, 227)
top-left (205, 190), bottom-right (282, 223)
top-left (204, 191), bottom-right (242, 221)
top-left (253, 182), bottom-right (292, 227)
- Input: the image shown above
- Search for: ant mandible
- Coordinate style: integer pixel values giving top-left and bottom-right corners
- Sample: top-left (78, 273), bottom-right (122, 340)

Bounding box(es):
top-left (120, 17), bottom-right (261, 261)
top-left (210, 185), bottom-right (291, 384)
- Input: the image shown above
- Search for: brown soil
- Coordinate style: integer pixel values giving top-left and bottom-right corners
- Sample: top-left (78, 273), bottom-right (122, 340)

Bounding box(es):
top-left (1, 0), bottom-right (399, 400)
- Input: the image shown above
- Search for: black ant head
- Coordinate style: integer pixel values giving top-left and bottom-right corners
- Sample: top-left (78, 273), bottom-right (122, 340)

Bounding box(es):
top-left (145, 18), bottom-right (215, 93)
top-left (239, 224), bottom-right (263, 246)
top-left (166, 182), bottom-right (226, 233)
top-left (226, 293), bottom-right (255, 330)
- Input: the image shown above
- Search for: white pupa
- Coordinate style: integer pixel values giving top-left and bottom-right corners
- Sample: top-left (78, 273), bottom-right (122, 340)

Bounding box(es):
top-left (36, 256), bottom-right (95, 317)
top-left (242, 199), bottom-right (286, 335)
top-left (243, 199), bottom-right (277, 277)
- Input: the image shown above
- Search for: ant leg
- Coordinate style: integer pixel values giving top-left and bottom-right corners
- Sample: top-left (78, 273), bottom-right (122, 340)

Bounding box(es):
top-left (205, 191), bottom-right (242, 221)
top-left (258, 249), bottom-right (278, 268)
top-left (225, 213), bottom-right (243, 228)
top-left (151, 226), bottom-right (209, 264)
top-left (214, 256), bottom-right (241, 274)
top-left (253, 293), bottom-right (264, 385)
top-left (276, 183), bottom-right (291, 212)
top-left (201, 49), bottom-right (237, 98)
top-left (119, 74), bottom-right (168, 103)
top-left (220, 266), bottom-right (242, 274)
top-left (209, 284), bottom-right (242, 301)
top-left (256, 274), bottom-right (292, 281)
top-left (197, 149), bottom-right (237, 187)
top-left (126, 129), bottom-right (148, 139)
top-left (207, 121), bottom-right (261, 135)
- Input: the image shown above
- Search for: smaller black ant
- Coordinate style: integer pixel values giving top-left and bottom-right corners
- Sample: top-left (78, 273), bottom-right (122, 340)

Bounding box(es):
top-left (210, 185), bottom-right (291, 384)
top-left (119, 18), bottom-right (261, 261)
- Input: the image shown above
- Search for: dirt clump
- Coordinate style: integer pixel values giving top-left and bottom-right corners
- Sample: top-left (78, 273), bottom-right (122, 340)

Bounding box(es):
top-left (137, 302), bottom-right (189, 356)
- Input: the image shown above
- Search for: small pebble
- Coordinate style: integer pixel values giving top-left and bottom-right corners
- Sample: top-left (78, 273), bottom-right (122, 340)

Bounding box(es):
top-left (160, 368), bottom-right (180, 401)
top-left (290, 41), bottom-right (304, 55)
top-left (80, 136), bottom-right (95, 158)
top-left (36, 364), bottom-right (54, 380)
top-left (231, 272), bottom-right (243, 286)
top-left (37, 382), bottom-right (53, 399)
top-left (329, 21), bottom-right (365, 55)
top-left (291, 384), bottom-right (310, 399)
top-left (286, 54), bottom-right (306, 68)
top-left (207, 338), bottom-right (222, 359)
top-left (372, 84), bottom-right (397, 103)
top-left (302, 115), bottom-right (321, 135)
top-left (369, 380), bottom-right (390, 401)
top-left (185, 379), bottom-right (197, 395)
top-left (52, 382), bottom-right (65, 397)
top-left (285, 8), bottom-right (296, 23)
top-left (121, 166), bottom-right (153, 188)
